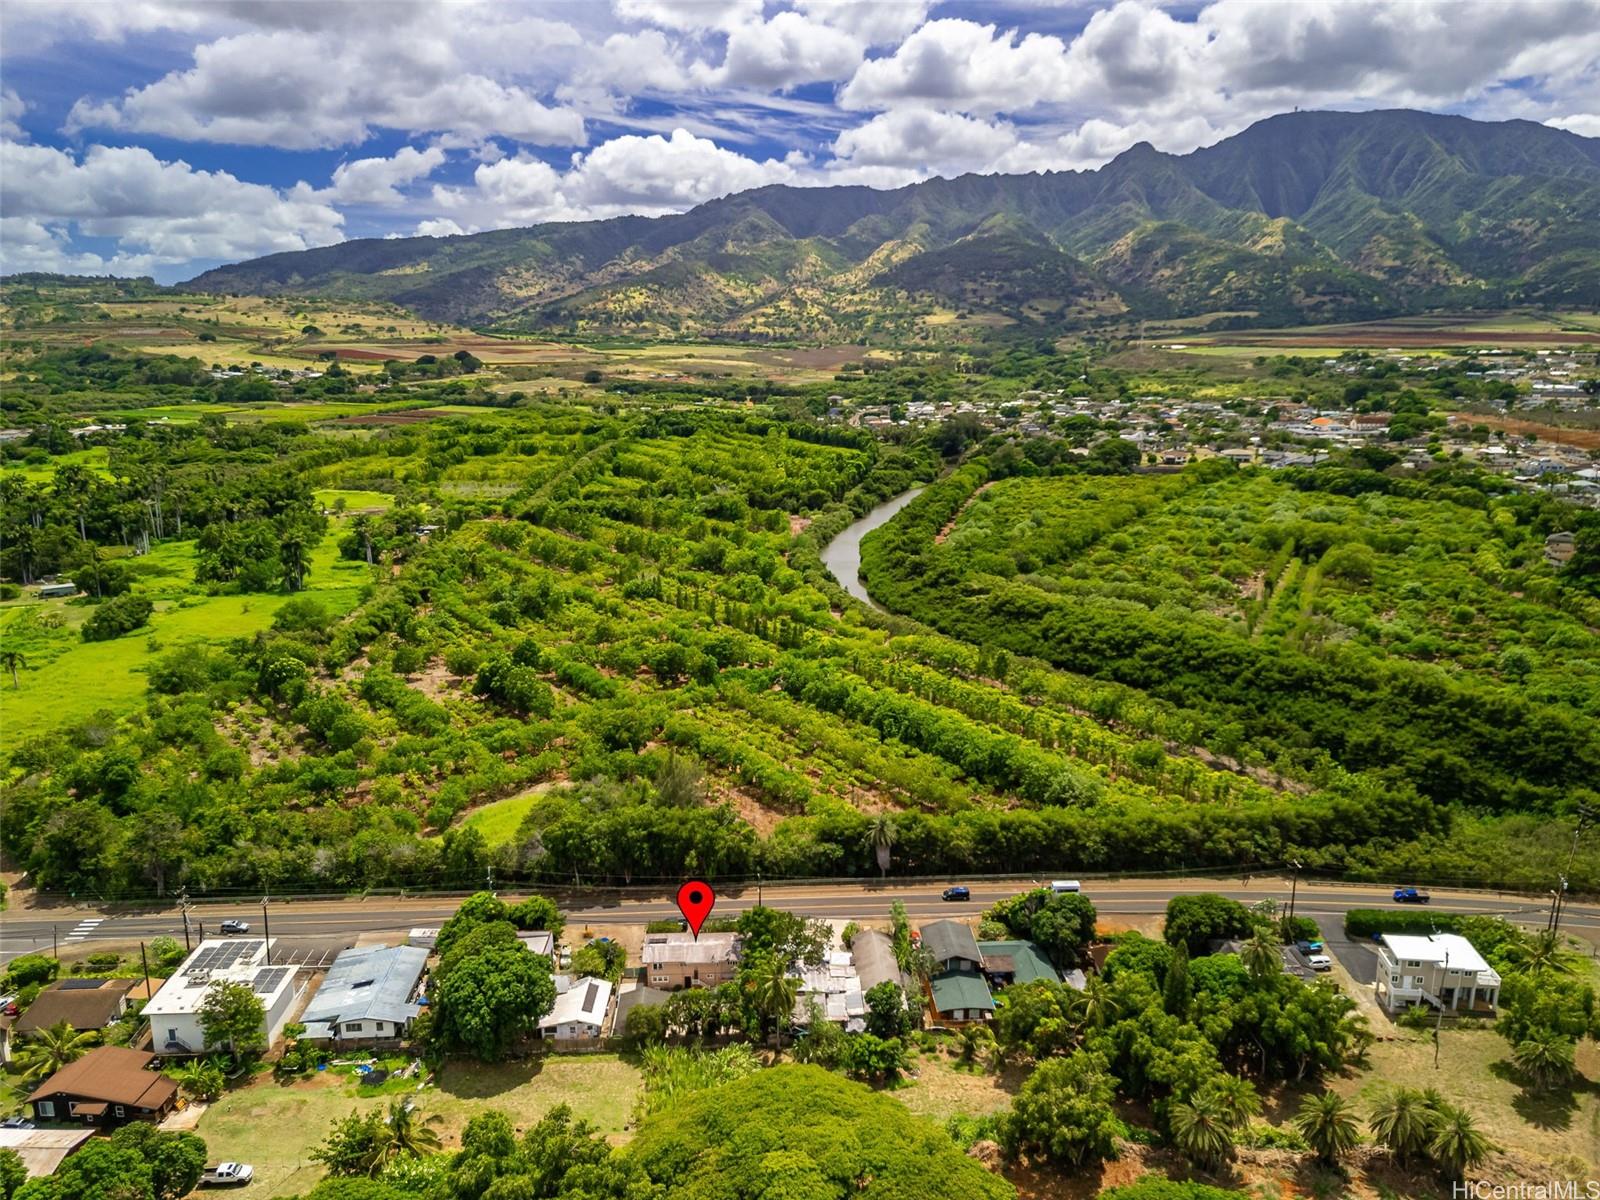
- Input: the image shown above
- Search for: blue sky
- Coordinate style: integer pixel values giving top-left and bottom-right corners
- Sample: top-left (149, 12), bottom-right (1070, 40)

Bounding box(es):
top-left (3, 0), bottom-right (1597, 284)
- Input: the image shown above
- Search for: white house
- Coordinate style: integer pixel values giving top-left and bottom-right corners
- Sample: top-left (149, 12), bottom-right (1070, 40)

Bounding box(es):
top-left (1374, 933), bottom-right (1500, 1015)
top-left (538, 976), bottom-right (612, 1039)
top-left (142, 940), bottom-right (300, 1056)
top-left (300, 945), bottom-right (427, 1046)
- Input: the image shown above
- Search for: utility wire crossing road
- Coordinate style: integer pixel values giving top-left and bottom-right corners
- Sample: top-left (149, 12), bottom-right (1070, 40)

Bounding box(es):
top-left (0, 878), bottom-right (1593, 965)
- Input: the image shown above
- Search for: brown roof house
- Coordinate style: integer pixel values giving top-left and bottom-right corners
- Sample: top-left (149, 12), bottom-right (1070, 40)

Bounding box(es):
top-left (641, 932), bottom-right (741, 990)
top-left (15, 979), bottom-right (149, 1037)
top-left (28, 1046), bottom-right (178, 1127)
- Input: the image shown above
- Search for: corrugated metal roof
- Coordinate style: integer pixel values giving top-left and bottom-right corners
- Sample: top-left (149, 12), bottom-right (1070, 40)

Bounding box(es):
top-left (928, 968), bottom-right (994, 1014)
top-left (302, 945), bottom-right (427, 1029)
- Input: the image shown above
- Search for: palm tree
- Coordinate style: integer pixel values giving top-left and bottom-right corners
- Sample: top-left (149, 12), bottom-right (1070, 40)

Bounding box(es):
top-left (749, 956), bottom-right (800, 1056)
top-left (1294, 1091), bottom-right (1361, 1166)
top-left (279, 528), bottom-right (311, 592)
top-left (381, 1098), bottom-right (443, 1168)
top-left (866, 813), bottom-right (897, 877)
top-left (172, 1059), bottom-right (226, 1103)
top-left (353, 515), bottom-right (375, 566)
top-left (0, 649), bottom-right (23, 689)
top-left (1511, 1028), bottom-right (1577, 1091)
top-left (1169, 1089), bottom-right (1236, 1171)
top-left (1203, 1075), bottom-right (1262, 1130)
top-left (1240, 929), bottom-right (1281, 979)
top-left (1078, 978), bottom-right (1120, 1032)
top-left (1369, 1086), bottom-right (1437, 1165)
top-left (1504, 931), bottom-right (1576, 977)
top-left (1427, 1103), bottom-right (1492, 1178)
top-left (14, 1021), bottom-right (99, 1085)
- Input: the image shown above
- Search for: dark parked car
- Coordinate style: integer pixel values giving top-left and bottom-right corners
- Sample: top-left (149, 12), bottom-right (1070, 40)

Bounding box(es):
top-left (941, 886), bottom-right (971, 902)
top-left (1392, 887), bottom-right (1430, 904)
top-left (219, 918), bottom-right (250, 934)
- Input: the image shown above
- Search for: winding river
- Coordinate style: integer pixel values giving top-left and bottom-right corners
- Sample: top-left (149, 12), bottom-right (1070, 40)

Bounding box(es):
top-left (820, 487), bottom-right (924, 611)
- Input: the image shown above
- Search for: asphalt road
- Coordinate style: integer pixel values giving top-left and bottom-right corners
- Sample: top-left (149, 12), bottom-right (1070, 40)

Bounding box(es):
top-left (2, 877), bottom-right (1593, 965)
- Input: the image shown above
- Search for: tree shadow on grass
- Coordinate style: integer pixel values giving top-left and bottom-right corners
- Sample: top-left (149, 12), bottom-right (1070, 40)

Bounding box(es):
top-left (432, 1054), bottom-right (547, 1100)
top-left (1487, 1059), bottom-right (1588, 1132)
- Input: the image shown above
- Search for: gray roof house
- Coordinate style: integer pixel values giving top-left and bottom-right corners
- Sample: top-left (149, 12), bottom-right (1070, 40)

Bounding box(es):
top-left (920, 921), bottom-right (984, 972)
top-left (851, 931), bottom-right (909, 993)
top-left (301, 945), bottom-right (427, 1044)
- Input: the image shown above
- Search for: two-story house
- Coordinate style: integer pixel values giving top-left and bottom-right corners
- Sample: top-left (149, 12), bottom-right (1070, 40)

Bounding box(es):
top-left (1374, 933), bottom-right (1501, 1015)
top-left (641, 932), bottom-right (741, 990)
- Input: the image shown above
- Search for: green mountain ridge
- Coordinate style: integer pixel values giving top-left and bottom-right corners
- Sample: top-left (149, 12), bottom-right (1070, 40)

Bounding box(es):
top-left (186, 109), bottom-right (1600, 337)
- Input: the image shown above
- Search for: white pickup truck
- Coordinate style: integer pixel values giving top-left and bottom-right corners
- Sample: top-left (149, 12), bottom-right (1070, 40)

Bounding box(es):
top-left (200, 1163), bottom-right (254, 1187)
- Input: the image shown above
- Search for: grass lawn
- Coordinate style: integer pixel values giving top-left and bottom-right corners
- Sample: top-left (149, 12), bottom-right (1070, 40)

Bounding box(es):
top-left (313, 488), bottom-right (395, 511)
top-left (892, 1049), bottom-right (1023, 1125)
top-left (196, 1055), bottom-right (642, 1197)
top-left (0, 528), bottom-right (369, 733)
top-left (1, 446), bottom-right (114, 483)
top-left (445, 789), bottom-right (545, 847)
top-left (1334, 1026), bottom-right (1600, 1172)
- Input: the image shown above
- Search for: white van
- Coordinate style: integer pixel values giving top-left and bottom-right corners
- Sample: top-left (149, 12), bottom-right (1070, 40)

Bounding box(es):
top-left (1050, 880), bottom-right (1082, 894)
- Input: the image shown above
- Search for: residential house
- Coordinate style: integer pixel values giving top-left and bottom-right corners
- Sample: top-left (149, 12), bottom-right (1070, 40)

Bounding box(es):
top-left (27, 1046), bottom-right (178, 1127)
top-left (15, 978), bottom-right (150, 1038)
top-left (539, 977), bottom-right (612, 1039)
top-left (300, 945), bottom-right (427, 1047)
top-left (641, 932), bottom-right (741, 990)
top-left (142, 939), bottom-right (300, 1056)
top-left (1545, 531), bottom-right (1577, 567)
top-left (977, 940), bottom-right (1059, 989)
top-left (0, 1128), bottom-right (95, 1178)
top-left (1374, 933), bottom-right (1501, 1015)
top-left (920, 922), bottom-right (994, 1022)
top-left (920, 921), bottom-right (984, 972)
top-left (792, 950), bottom-right (866, 1030)
top-left (850, 931), bottom-right (912, 995)
top-left (612, 985), bottom-right (671, 1034)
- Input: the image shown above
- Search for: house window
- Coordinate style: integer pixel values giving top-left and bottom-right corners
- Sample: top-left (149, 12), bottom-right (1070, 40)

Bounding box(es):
top-left (115, 1106), bottom-right (125, 1118)
top-left (346, 1023), bottom-right (363, 1033)
top-left (36, 1101), bottom-right (54, 1118)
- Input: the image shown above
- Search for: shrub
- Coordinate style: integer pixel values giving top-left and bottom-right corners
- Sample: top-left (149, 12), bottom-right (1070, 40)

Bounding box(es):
top-left (81, 593), bottom-right (154, 641)
top-left (1343, 909), bottom-right (1463, 939)
top-left (4, 953), bottom-right (58, 989)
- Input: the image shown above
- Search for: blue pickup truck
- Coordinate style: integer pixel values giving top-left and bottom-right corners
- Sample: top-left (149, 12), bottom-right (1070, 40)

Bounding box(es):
top-left (1393, 887), bottom-right (1430, 904)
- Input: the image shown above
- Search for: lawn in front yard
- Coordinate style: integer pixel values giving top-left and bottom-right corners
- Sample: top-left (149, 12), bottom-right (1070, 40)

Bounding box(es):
top-left (195, 1054), bottom-right (642, 1197)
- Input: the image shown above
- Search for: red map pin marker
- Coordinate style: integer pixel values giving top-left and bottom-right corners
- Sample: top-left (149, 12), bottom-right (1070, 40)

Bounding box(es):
top-left (675, 879), bottom-right (716, 939)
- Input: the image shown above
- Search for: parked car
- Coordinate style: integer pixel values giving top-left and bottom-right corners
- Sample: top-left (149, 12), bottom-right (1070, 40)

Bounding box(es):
top-left (1295, 939), bottom-right (1324, 954)
top-left (941, 886), bottom-right (971, 902)
top-left (200, 1163), bottom-right (254, 1187)
top-left (1392, 887), bottom-right (1430, 904)
top-left (0, 1117), bottom-right (35, 1130)
top-left (1307, 954), bottom-right (1333, 972)
top-left (219, 919), bottom-right (250, 934)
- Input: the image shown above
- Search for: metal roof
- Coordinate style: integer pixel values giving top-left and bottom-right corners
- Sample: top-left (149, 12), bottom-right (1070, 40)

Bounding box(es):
top-left (928, 968), bottom-right (995, 1015)
top-left (302, 945), bottom-right (427, 1030)
top-left (850, 930), bottom-right (910, 994)
top-left (0, 1127), bottom-right (95, 1177)
top-left (977, 940), bottom-right (1059, 986)
top-left (920, 920), bottom-right (982, 966)
top-left (541, 976), bottom-right (612, 1031)
top-left (641, 932), bottom-right (740, 965)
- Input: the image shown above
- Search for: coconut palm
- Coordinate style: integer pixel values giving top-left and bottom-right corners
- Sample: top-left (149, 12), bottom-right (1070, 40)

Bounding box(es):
top-left (1240, 929), bottom-right (1281, 979)
top-left (749, 955), bottom-right (801, 1056)
top-left (1169, 1089), bottom-right (1236, 1171)
top-left (381, 1098), bottom-right (444, 1167)
top-left (1, 649), bottom-right (23, 689)
top-left (1503, 931), bottom-right (1576, 977)
top-left (865, 813), bottom-right (897, 877)
top-left (279, 528), bottom-right (311, 592)
top-left (1511, 1028), bottom-right (1577, 1091)
top-left (14, 1021), bottom-right (98, 1085)
top-left (1078, 978), bottom-right (1120, 1032)
top-left (1368, 1086), bottom-right (1437, 1165)
top-left (1294, 1091), bottom-right (1361, 1165)
top-left (1427, 1103), bottom-right (1492, 1178)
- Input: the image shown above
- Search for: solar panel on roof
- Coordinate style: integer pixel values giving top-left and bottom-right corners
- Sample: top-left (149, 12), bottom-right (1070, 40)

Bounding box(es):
top-left (583, 981), bottom-right (599, 1010)
top-left (252, 967), bottom-right (291, 994)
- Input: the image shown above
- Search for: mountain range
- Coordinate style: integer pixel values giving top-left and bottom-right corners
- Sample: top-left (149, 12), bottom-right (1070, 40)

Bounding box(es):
top-left (188, 110), bottom-right (1600, 339)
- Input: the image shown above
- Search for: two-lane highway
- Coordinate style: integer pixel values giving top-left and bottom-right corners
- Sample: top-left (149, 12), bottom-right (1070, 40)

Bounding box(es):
top-left (2, 877), bottom-right (1593, 964)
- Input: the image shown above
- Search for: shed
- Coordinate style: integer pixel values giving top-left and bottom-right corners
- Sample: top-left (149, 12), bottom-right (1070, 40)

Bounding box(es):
top-left (0, 1128), bottom-right (95, 1177)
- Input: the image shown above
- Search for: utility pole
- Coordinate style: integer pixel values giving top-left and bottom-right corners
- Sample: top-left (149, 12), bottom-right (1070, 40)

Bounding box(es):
top-left (179, 887), bottom-right (192, 953)
top-left (1550, 803), bottom-right (1595, 936)
top-left (486, 865), bottom-right (494, 896)
top-left (1287, 860), bottom-right (1302, 925)
top-left (140, 941), bottom-right (150, 984)
top-left (1433, 945), bottom-right (1449, 1069)
top-left (757, 867), bottom-right (763, 908)
top-left (51, 925), bottom-right (57, 960)
top-left (261, 896), bottom-right (271, 965)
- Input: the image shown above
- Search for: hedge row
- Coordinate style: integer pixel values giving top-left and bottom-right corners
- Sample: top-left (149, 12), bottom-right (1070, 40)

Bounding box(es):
top-left (1342, 908), bottom-right (1464, 939)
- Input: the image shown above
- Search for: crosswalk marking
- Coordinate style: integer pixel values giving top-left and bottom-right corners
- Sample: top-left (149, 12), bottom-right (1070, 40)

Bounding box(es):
top-left (63, 918), bottom-right (104, 942)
